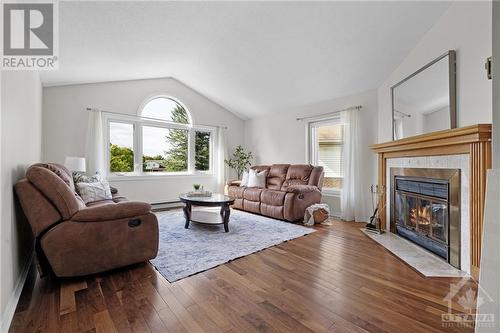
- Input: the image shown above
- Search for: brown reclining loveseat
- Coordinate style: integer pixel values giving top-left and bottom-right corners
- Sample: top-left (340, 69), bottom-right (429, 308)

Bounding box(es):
top-left (227, 164), bottom-right (324, 221)
top-left (14, 163), bottom-right (159, 277)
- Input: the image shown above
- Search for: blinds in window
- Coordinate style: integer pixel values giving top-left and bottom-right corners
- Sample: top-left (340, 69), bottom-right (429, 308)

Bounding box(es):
top-left (318, 145), bottom-right (343, 177)
top-left (308, 118), bottom-right (344, 189)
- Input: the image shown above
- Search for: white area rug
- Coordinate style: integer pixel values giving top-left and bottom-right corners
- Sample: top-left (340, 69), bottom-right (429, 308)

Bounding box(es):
top-left (151, 209), bottom-right (315, 282)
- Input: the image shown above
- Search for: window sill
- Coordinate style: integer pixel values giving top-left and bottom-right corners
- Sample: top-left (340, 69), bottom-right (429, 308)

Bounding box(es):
top-left (107, 172), bottom-right (215, 182)
top-left (322, 188), bottom-right (342, 196)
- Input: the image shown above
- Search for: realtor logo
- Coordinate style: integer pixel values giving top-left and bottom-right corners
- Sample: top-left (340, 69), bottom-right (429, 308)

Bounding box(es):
top-left (1, 1), bottom-right (58, 69)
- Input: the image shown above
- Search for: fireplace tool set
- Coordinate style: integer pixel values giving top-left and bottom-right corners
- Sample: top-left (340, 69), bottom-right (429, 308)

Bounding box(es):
top-left (365, 184), bottom-right (386, 234)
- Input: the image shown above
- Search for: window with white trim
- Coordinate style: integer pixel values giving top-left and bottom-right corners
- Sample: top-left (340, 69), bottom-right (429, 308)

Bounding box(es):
top-left (308, 117), bottom-right (344, 191)
top-left (106, 96), bottom-right (214, 176)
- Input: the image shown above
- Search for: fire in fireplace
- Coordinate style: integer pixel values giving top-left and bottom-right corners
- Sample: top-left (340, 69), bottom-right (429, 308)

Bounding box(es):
top-left (390, 168), bottom-right (461, 268)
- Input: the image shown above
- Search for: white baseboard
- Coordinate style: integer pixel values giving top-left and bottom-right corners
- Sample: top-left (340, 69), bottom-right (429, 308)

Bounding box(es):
top-left (0, 251), bottom-right (34, 333)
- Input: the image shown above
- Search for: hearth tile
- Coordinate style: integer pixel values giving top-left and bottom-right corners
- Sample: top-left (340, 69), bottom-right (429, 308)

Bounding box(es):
top-left (361, 229), bottom-right (469, 278)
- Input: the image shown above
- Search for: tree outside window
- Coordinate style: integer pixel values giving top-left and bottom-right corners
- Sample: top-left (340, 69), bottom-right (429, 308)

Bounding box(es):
top-left (108, 97), bottom-right (212, 175)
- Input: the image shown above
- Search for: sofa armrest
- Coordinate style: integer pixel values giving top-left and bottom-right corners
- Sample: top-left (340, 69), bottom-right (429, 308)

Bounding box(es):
top-left (285, 185), bottom-right (320, 194)
top-left (226, 180), bottom-right (241, 186)
top-left (72, 201), bottom-right (152, 222)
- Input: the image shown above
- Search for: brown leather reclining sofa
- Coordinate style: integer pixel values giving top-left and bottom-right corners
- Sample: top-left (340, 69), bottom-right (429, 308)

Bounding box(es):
top-left (14, 163), bottom-right (159, 277)
top-left (227, 164), bottom-right (324, 221)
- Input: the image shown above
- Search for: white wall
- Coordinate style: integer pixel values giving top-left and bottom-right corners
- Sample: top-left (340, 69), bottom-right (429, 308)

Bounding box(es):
top-left (476, 2), bottom-right (499, 332)
top-left (43, 77), bottom-right (245, 203)
top-left (378, 1), bottom-right (493, 142)
top-left (1, 72), bottom-right (42, 331)
top-left (244, 89), bottom-right (378, 220)
top-left (493, 1), bottom-right (500, 168)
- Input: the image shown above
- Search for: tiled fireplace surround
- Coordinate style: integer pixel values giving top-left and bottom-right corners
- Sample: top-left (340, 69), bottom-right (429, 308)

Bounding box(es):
top-left (386, 155), bottom-right (470, 273)
top-left (371, 125), bottom-right (492, 279)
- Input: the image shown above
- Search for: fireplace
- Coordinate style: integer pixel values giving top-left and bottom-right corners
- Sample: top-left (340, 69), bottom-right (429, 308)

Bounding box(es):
top-left (390, 168), bottom-right (461, 268)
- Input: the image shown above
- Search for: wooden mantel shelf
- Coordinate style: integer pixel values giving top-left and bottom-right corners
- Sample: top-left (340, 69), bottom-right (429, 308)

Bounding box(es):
top-left (371, 124), bottom-right (492, 279)
top-left (371, 124), bottom-right (492, 154)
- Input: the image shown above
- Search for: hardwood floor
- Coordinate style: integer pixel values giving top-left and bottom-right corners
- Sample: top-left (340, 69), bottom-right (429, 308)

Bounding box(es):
top-left (9, 219), bottom-right (477, 333)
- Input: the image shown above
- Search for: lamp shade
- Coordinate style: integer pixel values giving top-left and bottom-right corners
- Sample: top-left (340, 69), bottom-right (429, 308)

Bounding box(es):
top-left (64, 156), bottom-right (86, 172)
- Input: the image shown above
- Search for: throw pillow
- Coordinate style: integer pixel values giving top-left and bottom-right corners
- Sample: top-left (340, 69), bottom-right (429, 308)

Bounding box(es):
top-left (76, 180), bottom-right (112, 204)
top-left (240, 171), bottom-right (249, 187)
top-left (73, 173), bottom-right (109, 195)
top-left (247, 169), bottom-right (267, 188)
top-left (73, 172), bottom-right (102, 185)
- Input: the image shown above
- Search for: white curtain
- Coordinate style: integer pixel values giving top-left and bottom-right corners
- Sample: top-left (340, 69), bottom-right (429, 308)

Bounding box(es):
top-left (85, 110), bottom-right (106, 176)
top-left (341, 108), bottom-right (368, 222)
top-left (216, 127), bottom-right (228, 193)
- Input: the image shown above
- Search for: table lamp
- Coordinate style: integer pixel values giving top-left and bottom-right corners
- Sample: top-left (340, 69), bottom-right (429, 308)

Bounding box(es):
top-left (64, 156), bottom-right (86, 173)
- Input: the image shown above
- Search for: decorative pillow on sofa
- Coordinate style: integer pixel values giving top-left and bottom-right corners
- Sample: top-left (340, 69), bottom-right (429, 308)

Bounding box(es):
top-left (247, 169), bottom-right (267, 188)
top-left (76, 180), bottom-right (112, 204)
top-left (72, 172), bottom-right (101, 185)
top-left (240, 171), bottom-right (249, 187)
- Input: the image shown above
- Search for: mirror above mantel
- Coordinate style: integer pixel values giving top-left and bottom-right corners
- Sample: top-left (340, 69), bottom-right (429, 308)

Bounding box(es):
top-left (392, 50), bottom-right (457, 140)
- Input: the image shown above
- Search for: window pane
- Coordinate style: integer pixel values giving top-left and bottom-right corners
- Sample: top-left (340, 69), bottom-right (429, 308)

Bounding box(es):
top-left (142, 126), bottom-right (169, 172)
top-left (316, 123), bottom-right (343, 189)
top-left (142, 125), bottom-right (188, 172)
top-left (141, 97), bottom-right (189, 124)
top-left (109, 122), bottom-right (134, 172)
top-left (195, 131), bottom-right (211, 171)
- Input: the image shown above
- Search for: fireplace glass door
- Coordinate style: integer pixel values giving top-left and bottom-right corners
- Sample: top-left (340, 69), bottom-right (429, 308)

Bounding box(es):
top-left (394, 177), bottom-right (450, 261)
top-left (390, 168), bottom-right (460, 268)
top-left (431, 202), bottom-right (448, 243)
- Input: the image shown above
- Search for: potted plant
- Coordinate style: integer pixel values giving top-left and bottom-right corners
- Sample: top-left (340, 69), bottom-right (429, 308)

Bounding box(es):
top-left (193, 184), bottom-right (201, 191)
top-left (225, 145), bottom-right (253, 179)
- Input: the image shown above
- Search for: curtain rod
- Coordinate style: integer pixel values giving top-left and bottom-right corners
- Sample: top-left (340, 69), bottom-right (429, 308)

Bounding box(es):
top-left (296, 105), bottom-right (362, 121)
top-left (86, 107), bottom-right (228, 129)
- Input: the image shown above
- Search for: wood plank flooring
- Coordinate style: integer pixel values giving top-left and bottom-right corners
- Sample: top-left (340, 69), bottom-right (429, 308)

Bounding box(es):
top-left (9, 219), bottom-right (477, 333)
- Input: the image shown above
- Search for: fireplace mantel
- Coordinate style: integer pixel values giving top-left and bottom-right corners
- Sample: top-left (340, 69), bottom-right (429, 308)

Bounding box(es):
top-left (371, 124), bottom-right (492, 279)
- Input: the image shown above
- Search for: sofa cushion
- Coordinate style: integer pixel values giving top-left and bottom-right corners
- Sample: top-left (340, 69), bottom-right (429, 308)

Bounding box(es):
top-left (86, 192), bottom-right (127, 207)
top-left (27, 165), bottom-right (86, 219)
top-left (72, 201), bottom-right (152, 222)
top-left (261, 189), bottom-right (286, 206)
top-left (32, 163), bottom-right (76, 192)
top-left (266, 164), bottom-right (289, 190)
top-left (285, 185), bottom-right (320, 194)
top-left (243, 188), bottom-right (262, 201)
top-left (281, 164), bottom-right (314, 190)
top-left (228, 185), bottom-right (245, 199)
top-left (233, 198), bottom-right (244, 210)
top-left (260, 203), bottom-right (283, 219)
top-left (86, 199), bottom-right (114, 207)
top-left (251, 165), bottom-right (270, 174)
top-left (243, 200), bottom-right (260, 214)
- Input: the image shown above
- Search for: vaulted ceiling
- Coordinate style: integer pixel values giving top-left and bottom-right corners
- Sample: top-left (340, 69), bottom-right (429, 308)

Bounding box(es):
top-left (41, 1), bottom-right (451, 119)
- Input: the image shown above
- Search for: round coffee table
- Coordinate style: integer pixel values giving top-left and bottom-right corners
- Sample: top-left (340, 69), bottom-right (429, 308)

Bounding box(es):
top-left (179, 193), bottom-right (235, 232)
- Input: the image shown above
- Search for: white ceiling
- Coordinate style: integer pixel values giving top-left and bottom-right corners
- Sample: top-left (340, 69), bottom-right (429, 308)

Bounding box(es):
top-left (41, 1), bottom-right (452, 119)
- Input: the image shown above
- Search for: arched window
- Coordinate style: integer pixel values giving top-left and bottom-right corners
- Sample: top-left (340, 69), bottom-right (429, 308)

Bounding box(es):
top-left (106, 95), bottom-right (213, 176)
top-left (140, 96), bottom-right (190, 124)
